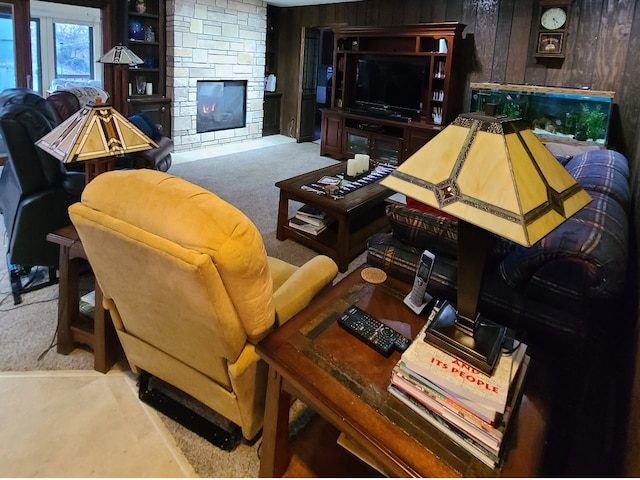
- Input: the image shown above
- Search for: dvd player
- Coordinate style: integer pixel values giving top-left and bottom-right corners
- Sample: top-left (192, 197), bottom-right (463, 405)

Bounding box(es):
top-left (349, 107), bottom-right (412, 123)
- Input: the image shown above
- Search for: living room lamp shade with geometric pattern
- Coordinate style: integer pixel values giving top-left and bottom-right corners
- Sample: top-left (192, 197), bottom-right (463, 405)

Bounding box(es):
top-left (381, 110), bottom-right (592, 323)
top-left (36, 99), bottom-right (157, 183)
top-left (98, 44), bottom-right (144, 113)
top-left (98, 44), bottom-right (144, 65)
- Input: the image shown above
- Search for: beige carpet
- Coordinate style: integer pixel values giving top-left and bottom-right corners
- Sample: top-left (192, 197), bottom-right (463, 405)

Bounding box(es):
top-left (0, 369), bottom-right (197, 477)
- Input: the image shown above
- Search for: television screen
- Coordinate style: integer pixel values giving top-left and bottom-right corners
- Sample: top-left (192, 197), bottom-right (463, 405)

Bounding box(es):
top-left (355, 56), bottom-right (426, 115)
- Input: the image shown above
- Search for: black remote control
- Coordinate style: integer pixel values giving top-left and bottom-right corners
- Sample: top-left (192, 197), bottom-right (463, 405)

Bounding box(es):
top-left (338, 305), bottom-right (411, 357)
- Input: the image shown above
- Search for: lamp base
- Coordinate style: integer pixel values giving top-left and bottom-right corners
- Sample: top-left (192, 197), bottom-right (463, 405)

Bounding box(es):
top-left (85, 157), bottom-right (116, 183)
top-left (425, 300), bottom-right (506, 375)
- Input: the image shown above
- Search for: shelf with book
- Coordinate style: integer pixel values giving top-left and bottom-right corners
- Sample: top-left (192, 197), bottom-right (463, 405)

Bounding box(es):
top-left (119, 0), bottom-right (170, 134)
top-left (289, 204), bottom-right (335, 236)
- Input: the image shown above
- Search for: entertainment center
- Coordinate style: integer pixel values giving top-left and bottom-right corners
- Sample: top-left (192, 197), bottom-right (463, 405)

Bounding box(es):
top-left (320, 22), bottom-right (466, 164)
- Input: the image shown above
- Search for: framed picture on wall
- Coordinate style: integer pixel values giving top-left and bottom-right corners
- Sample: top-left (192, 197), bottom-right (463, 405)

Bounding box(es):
top-left (537, 32), bottom-right (564, 55)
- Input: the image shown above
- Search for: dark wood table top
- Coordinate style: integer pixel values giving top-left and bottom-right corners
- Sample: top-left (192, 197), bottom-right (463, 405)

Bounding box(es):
top-left (256, 264), bottom-right (548, 477)
top-left (275, 163), bottom-right (392, 214)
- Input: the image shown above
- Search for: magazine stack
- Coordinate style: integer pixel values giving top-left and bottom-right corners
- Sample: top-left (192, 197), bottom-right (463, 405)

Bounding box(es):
top-left (388, 306), bottom-right (530, 468)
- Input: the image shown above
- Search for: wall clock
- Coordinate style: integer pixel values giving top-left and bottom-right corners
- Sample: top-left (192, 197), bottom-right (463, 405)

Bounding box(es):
top-left (541, 7), bottom-right (567, 30)
top-left (535, 1), bottom-right (570, 59)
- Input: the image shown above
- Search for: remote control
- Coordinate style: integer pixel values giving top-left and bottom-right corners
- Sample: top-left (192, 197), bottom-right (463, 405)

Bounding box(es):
top-left (404, 249), bottom-right (435, 314)
top-left (338, 305), bottom-right (411, 356)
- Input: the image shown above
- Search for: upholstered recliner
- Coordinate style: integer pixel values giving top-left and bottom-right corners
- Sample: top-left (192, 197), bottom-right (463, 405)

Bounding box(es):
top-left (0, 88), bottom-right (85, 304)
top-left (69, 169), bottom-right (338, 442)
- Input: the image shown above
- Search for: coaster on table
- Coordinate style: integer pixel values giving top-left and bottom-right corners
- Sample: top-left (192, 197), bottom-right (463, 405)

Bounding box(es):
top-left (361, 267), bottom-right (387, 284)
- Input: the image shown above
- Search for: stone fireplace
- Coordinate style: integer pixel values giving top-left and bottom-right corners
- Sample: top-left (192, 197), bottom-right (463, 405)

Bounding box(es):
top-left (168, 0), bottom-right (267, 152)
top-left (196, 80), bottom-right (247, 133)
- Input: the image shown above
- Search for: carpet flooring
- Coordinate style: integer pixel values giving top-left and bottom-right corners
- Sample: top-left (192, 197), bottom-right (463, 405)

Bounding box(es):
top-left (0, 137), bottom-right (367, 477)
top-left (0, 370), bottom-right (196, 477)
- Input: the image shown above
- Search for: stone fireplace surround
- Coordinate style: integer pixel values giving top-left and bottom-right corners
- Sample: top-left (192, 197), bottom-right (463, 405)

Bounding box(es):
top-left (168, 0), bottom-right (268, 153)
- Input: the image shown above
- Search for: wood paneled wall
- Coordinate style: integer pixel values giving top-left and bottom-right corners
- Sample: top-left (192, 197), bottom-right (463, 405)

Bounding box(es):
top-left (274, 0), bottom-right (640, 173)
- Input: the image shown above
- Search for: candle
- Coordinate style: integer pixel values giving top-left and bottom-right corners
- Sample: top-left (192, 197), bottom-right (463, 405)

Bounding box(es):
top-left (355, 154), bottom-right (369, 173)
top-left (347, 158), bottom-right (358, 176)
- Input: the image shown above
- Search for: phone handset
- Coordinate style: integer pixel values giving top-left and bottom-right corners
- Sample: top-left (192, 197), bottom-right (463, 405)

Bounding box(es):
top-left (403, 249), bottom-right (435, 314)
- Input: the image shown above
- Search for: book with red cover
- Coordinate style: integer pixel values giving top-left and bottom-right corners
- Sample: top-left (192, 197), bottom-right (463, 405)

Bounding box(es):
top-left (401, 321), bottom-right (526, 414)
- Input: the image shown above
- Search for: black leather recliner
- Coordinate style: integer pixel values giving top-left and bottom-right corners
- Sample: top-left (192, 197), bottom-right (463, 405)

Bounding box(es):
top-left (0, 88), bottom-right (85, 304)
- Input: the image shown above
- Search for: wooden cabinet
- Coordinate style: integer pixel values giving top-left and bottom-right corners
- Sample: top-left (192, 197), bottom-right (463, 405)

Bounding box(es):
top-left (320, 109), bottom-right (343, 159)
top-left (404, 127), bottom-right (438, 159)
top-left (120, 0), bottom-right (170, 135)
top-left (322, 23), bottom-right (466, 163)
top-left (343, 117), bottom-right (404, 165)
top-left (321, 109), bottom-right (444, 165)
top-left (128, 96), bottom-right (171, 135)
top-left (263, 93), bottom-right (282, 136)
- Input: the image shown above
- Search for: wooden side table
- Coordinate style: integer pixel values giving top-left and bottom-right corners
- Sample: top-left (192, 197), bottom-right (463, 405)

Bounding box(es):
top-left (256, 264), bottom-right (548, 477)
top-left (47, 224), bottom-right (118, 373)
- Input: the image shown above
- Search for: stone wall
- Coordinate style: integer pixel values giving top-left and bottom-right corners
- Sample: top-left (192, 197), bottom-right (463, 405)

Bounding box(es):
top-left (167, 0), bottom-right (267, 152)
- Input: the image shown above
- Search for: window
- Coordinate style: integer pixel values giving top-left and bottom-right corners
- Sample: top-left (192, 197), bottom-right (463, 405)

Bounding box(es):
top-left (30, 18), bottom-right (40, 92)
top-left (0, 5), bottom-right (15, 92)
top-left (53, 22), bottom-right (94, 83)
top-left (30, 1), bottom-right (102, 95)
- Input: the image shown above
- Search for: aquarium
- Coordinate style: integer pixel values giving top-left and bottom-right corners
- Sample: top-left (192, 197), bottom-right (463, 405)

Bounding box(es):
top-left (468, 83), bottom-right (614, 146)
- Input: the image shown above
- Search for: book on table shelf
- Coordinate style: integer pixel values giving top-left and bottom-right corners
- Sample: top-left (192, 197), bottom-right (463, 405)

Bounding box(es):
top-left (388, 305), bottom-right (530, 468)
top-left (288, 216), bottom-right (329, 235)
top-left (79, 289), bottom-right (95, 317)
top-left (295, 204), bottom-right (331, 227)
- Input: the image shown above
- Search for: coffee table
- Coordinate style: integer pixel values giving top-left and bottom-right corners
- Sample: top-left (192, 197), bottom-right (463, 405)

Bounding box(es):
top-left (275, 163), bottom-right (392, 272)
top-left (256, 264), bottom-right (548, 477)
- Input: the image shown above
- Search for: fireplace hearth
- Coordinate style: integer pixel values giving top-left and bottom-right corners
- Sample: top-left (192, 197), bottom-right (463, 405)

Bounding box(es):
top-left (196, 80), bottom-right (247, 133)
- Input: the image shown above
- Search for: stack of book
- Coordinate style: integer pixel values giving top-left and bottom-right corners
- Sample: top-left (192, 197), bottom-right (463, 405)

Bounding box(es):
top-left (289, 204), bottom-right (333, 235)
top-left (388, 312), bottom-right (529, 469)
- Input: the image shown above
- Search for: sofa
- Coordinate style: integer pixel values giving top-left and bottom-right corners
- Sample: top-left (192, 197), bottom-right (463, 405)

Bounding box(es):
top-left (46, 88), bottom-right (173, 172)
top-left (367, 148), bottom-right (632, 350)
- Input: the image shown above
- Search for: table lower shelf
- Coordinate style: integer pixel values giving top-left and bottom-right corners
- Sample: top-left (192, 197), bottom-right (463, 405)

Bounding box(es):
top-left (282, 206), bottom-right (389, 272)
top-left (283, 412), bottom-right (383, 477)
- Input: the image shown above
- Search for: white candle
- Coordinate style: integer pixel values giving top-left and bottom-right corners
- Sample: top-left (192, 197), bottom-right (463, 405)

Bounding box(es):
top-left (353, 154), bottom-right (362, 174)
top-left (355, 154), bottom-right (369, 173)
top-left (347, 158), bottom-right (358, 176)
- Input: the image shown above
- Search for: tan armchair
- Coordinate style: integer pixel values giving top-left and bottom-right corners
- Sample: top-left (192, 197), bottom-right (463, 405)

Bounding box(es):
top-left (68, 169), bottom-right (338, 442)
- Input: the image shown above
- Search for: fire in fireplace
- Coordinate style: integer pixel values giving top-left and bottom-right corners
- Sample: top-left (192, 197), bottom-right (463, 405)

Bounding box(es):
top-left (196, 80), bottom-right (247, 133)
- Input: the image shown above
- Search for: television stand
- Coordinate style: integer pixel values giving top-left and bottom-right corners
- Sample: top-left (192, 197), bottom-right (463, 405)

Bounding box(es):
top-left (321, 22), bottom-right (467, 164)
top-left (320, 109), bottom-right (440, 165)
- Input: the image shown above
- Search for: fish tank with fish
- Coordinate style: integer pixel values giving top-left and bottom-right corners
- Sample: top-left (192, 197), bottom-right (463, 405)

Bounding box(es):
top-left (468, 83), bottom-right (614, 147)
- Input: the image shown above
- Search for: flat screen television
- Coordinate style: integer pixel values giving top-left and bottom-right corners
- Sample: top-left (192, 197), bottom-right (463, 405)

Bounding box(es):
top-left (354, 55), bottom-right (426, 117)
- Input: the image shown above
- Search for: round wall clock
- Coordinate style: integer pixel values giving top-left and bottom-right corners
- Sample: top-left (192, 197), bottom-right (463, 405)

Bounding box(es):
top-left (541, 7), bottom-right (567, 30)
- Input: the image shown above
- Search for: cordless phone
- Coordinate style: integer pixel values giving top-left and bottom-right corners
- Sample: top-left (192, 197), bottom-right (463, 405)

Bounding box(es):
top-left (403, 249), bottom-right (435, 314)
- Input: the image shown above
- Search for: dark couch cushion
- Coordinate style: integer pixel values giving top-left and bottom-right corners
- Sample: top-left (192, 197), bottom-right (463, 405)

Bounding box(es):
top-left (386, 204), bottom-right (458, 257)
top-left (385, 203), bottom-right (515, 262)
top-left (565, 149), bottom-right (630, 211)
top-left (128, 112), bottom-right (162, 141)
top-left (498, 190), bottom-right (628, 301)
